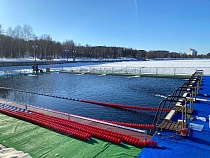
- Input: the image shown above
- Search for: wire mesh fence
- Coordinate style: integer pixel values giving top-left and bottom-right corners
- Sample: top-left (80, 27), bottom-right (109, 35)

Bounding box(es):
top-left (60, 66), bottom-right (210, 76)
top-left (0, 66), bottom-right (210, 76)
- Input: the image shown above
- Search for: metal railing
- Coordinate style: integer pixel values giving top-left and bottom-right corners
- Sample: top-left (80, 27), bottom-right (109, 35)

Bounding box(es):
top-left (0, 69), bottom-right (32, 77)
top-left (60, 66), bottom-right (210, 76)
top-left (1, 67), bottom-right (210, 77)
top-left (150, 70), bottom-right (204, 134)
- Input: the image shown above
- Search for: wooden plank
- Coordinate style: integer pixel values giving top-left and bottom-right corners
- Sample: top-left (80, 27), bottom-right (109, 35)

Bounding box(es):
top-left (159, 120), bottom-right (166, 128)
top-left (172, 123), bottom-right (179, 131)
top-left (162, 120), bottom-right (170, 129)
top-left (158, 119), bottom-right (184, 132)
top-left (169, 123), bottom-right (176, 131)
top-left (174, 106), bottom-right (193, 114)
top-left (165, 121), bottom-right (172, 130)
top-left (159, 120), bottom-right (168, 130)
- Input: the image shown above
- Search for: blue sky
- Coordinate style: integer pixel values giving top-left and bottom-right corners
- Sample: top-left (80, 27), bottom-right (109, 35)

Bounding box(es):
top-left (0, 0), bottom-right (210, 54)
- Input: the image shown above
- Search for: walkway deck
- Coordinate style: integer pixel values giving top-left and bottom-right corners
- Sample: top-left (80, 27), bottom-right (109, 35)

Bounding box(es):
top-left (139, 75), bottom-right (210, 158)
top-left (173, 106), bottom-right (193, 114)
top-left (158, 119), bottom-right (183, 131)
top-left (0, 99), bottom-right (151, 141)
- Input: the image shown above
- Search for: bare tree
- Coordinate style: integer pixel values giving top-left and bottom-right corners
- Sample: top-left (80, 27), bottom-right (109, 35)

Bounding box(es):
top-left (22, 24), bottom-right (34, 55)
top-left (52, 41), bottom-right (62, 59)
top-left (6, 27), bottom-right (16, 58)
top-left (39, 34), bottom-right (52, 59)
top-left (13, 25), bottom-right (23, 57)
top-left (0, 24), bottom-right (5, 58)
top-left (63, 39), bottom-right (75, 60)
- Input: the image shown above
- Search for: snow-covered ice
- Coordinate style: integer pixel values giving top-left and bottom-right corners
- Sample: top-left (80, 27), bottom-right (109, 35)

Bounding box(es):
top-left (0, 58), bottom-right (210, 75)
top-left (61, 59), bottom-right (210, 75)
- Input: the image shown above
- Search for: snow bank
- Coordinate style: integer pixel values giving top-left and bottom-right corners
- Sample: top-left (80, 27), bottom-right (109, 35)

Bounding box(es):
top-left (0, 145), bottom-right (31, 158)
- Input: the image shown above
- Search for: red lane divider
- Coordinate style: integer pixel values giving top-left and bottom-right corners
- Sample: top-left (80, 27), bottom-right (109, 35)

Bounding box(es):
top-left (80, 100), bottom-right (170, 112)
top-left (0, 109), bottom-right (91, 140)
top-left (0, 108), bottom-right (157, 147)
top-left (31, 112), bottom-right (122, 145)
top-left (20, 111), bottom-right (91, 140)
top-left (99, 120), bottom-right (155, 129)
top-left (31, 111), bottom-right (157, 147)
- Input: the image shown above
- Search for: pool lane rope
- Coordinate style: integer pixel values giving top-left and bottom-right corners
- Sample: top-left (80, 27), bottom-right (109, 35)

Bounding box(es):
top-left (0, 87), bottom-right (170, 112)
top-left (80, 100), bottom-right (170, 112)
top-left (96, 119), bottom-right (155, 129)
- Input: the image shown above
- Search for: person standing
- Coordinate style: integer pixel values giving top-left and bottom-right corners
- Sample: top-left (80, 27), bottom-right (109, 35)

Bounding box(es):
top-left (35, 65), bottom-right (39, 73)
top-left (32, 65), bottom-right (36, 73)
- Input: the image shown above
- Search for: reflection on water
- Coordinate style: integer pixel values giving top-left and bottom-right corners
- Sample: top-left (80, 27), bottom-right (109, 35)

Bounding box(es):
top-left (0, 73), bottom-right (185, 124)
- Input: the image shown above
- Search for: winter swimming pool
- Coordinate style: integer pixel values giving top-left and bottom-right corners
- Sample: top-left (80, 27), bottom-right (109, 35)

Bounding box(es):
top-left (0, 72), bottom-right (185, 124)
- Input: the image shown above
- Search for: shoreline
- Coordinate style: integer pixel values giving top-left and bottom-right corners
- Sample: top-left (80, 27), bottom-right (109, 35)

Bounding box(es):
top-left (0, 59), bottom-right (130, 67)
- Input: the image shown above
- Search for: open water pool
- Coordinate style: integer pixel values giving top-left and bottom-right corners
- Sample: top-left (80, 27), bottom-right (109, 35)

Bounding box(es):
top-left (0, 72), bottom-right (185, 124)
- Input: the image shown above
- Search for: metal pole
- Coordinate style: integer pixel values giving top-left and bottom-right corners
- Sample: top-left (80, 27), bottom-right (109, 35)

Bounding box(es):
top-left (144, 130), bottom-right (147, 140)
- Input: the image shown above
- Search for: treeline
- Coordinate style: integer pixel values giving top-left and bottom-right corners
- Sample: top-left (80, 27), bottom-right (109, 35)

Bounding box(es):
top-left (0, 24), bottom-right (208, 60)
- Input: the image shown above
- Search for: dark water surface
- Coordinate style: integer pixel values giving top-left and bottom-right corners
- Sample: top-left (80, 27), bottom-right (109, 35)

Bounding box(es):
top-left (0, 73), bottom-right (185, 124)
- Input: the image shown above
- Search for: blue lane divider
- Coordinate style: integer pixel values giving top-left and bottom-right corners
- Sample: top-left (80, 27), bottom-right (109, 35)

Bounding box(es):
top-left (0, 87), bottom-right (82, 102)
top-left (0, 103), bottom-right (29, 113)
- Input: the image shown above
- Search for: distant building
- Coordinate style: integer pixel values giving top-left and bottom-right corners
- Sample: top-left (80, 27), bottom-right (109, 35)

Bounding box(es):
top-left (188, 48), bottom-right (197, 56)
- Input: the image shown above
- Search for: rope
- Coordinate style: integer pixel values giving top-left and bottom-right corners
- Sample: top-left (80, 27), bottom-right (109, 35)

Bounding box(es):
top-left (0, 87), bottom-right (169, 112)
